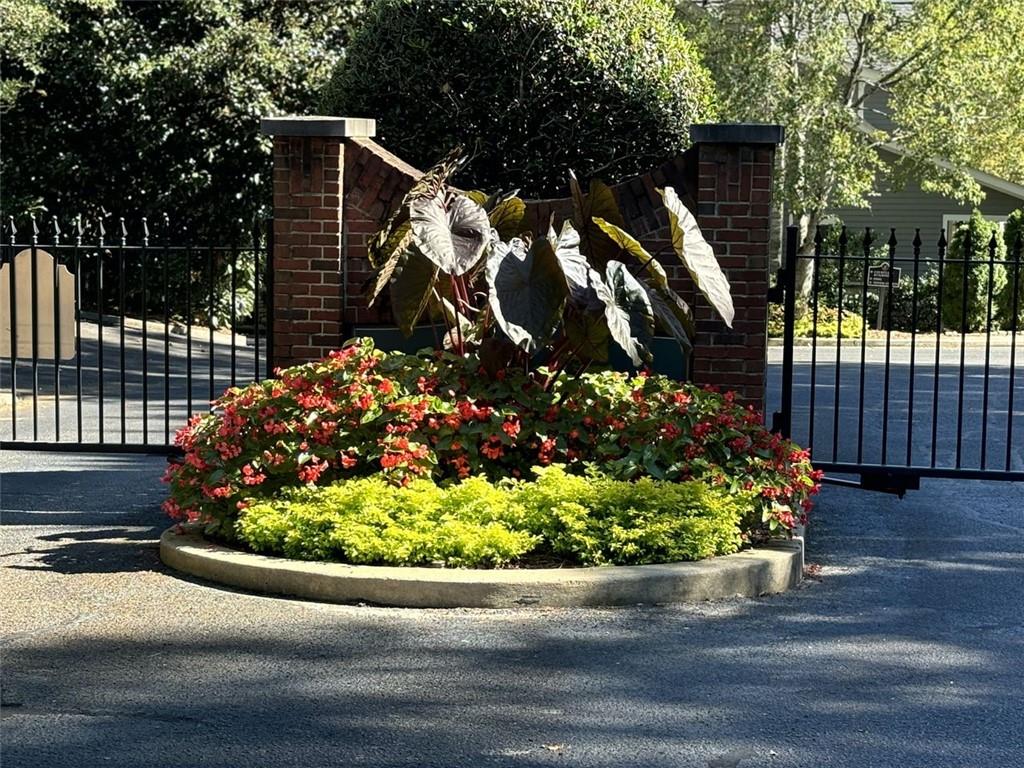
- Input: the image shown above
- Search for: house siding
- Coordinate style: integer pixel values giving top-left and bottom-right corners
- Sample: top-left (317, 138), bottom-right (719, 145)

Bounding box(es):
top-left (828, 151), bottom-right (1024, 258)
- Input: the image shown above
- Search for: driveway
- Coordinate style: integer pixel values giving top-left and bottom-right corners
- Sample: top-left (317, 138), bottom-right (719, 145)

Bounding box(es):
top-left (1, 447), bottom-right (1022, 768)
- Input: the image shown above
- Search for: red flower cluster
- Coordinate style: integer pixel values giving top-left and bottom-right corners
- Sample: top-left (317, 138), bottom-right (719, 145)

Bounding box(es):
top-left (162, 339), bottom-right (820, 537)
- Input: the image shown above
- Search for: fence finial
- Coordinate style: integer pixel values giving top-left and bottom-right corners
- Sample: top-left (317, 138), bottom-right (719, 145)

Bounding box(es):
top-left (888, 228), bottom-right (897, 250)
top-left (938, 230), bottom-right (947, 251)
top-left (75, 214), bottom-right (84, 244)
top-left (30, 213), bottom-right (39, 243)
top-left (912, 228), bottom-right (922, 250)
top-left (51, 215), bottom-right (62, 245)
top-left (142, 216), bottom-right (150, 246)
top-left (6, 216), bottom-right (15, 241)
top-left (120, 216), bottom-right (128, 244)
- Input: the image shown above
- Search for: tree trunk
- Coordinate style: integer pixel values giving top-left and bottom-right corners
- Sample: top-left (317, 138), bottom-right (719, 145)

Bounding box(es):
top-left (794, 210), bottom-right (819, 299)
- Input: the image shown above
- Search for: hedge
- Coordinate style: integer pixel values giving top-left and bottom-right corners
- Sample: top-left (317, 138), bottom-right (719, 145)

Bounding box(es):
top-left (322, 0), bottom-right (717, 197)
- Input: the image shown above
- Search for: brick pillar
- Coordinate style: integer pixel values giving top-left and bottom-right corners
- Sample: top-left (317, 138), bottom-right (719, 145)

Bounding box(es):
top-left (260, 116), bottom-right (376, 369)
top-left (689, 124), bottom-right (784, 415)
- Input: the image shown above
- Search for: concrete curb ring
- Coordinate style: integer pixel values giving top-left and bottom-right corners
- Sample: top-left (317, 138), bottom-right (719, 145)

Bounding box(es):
top-left (160, 527), bottom-right (804, 608)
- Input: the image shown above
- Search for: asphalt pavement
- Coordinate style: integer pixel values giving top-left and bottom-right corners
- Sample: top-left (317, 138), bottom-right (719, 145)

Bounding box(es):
top-left (2, 445), bottom-right (1022, 768)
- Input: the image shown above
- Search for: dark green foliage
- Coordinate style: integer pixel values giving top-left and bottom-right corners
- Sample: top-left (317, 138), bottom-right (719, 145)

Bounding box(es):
top-left (237, 466), bottom-right (747, 567)
top-left (813, 225), bottom-right (946, 334)
top-left (941, 211), bottom-right (1007, 332)
top-left (813, 226), bottom-right (888, 313)
top-left (323, 0), bottom-right (716, 197)
top-left (1, 0), bottom-right (366, 242)
top-left (997, 209), bottom-right (1024, 330)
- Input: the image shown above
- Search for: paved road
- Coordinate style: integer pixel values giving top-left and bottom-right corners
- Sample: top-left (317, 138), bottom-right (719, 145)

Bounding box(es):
top-left (767, 342), bottom-right (1024, 472)
top-left (1, 318), bottom-right (265, 446)
top-left (2, 447), bottom-right (1022, 768)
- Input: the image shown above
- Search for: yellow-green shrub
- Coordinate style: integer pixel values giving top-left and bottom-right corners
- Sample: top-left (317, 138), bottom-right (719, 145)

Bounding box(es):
top-left (236, 466), bottom-right (748, 568)
top-left (768, 301), bottom-right (866, 338)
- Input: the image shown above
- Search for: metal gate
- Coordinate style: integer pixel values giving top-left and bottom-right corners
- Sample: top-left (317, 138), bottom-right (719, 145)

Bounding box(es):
top-left (0, 215), bottom-right (272, 454)
top-left (771, 224), bottom-right (1024, 493)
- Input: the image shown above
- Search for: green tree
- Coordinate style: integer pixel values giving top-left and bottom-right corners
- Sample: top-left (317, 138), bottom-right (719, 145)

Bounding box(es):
top-left (323, 0), bottom-right (717, 198)
top-left (941, 210), bottom-right (1007, 332)
top-left (998, 209), bottom-right (1024, 329)
top-left (0, 0), bottom-right (365, 241)
top-left (681, 0), bottom-right (1024, 292)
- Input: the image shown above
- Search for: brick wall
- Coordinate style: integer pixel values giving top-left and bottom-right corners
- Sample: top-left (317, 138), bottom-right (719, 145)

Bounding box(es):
top-left (265, 118), bottom-right (781, 413)
top-left (269, 135), bottom-right (345, 367)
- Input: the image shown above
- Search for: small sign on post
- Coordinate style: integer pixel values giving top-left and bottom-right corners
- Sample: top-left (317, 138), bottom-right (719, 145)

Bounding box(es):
top-left (867, 263), bottom-right (902, 289)
top-left (866, 263), bottom-right (902, 330)
top-left (0, 249), bottom-right (77, 360)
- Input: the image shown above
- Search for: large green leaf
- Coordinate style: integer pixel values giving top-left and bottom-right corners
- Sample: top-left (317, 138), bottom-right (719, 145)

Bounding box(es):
top-left (368, 205), bottom-right (409, 270)
top-left (390, 247), bottom-right (438, 337)
top-left (365, 225), bottom-right (413, 307)
top-left (598, 260), bottom-right (654, 366)
top-left (489, 196), bottom-right (527, 240)
top-left (569, 170), bottom-right (626, 269)
top-left (592, 217), bottom-right (667, 288)
top-left (487, 237), bottom-right (568, 354)
top-left (660, 186), bottom-right (735, 327)
top-left (547, 219), bottom-right (603, 310)
top-left (368, 147), bottom-right (464, 268)
top-left (410, 191), bottom-right (491, 276)
top-left (591, 216), bottom-right (696, 341)
top-left (564, 311), bottom-right (610, 363)
top-left (642, 280), bottom-right (693, 356)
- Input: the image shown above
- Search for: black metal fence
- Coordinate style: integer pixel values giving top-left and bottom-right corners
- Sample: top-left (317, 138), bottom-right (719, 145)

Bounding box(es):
top-left (0, 214), bottom-right (272, 452)
top-left (772, 224), bottom-right (1024, 492)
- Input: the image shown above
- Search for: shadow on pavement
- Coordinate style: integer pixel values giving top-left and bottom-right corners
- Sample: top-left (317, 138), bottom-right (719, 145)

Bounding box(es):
top-left (5, 527), bottom-right (164, 575)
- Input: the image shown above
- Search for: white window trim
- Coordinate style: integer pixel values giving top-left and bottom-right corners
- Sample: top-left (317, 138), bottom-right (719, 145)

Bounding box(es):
top-left (941, 213), bottom-right (1007, 245)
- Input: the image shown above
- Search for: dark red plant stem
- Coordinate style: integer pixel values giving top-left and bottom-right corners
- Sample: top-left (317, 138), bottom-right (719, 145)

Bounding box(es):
top-left (448, 274), bottom-right (465, 354)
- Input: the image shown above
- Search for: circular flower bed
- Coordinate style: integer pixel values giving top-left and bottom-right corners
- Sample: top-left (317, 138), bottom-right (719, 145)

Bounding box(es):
top-left (163, 338), bottom-right (821, 567)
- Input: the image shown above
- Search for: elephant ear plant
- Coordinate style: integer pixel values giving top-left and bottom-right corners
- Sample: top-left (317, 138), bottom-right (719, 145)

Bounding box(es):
top-left (366, 149), bottom-right (735, 381)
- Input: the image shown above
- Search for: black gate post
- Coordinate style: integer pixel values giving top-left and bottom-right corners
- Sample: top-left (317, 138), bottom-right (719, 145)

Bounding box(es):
top-left (772, 225), bottom-right (799, 437)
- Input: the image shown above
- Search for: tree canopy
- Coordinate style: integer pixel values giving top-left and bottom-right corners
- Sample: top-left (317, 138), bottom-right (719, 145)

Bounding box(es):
top-left (681, 0), bottom-right (1024, 264)
top-left (0, 0), bottom-right (365, 241)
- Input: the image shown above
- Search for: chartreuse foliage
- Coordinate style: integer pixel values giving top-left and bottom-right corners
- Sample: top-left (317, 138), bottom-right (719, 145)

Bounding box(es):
top-left (767, 302), bottom-right (866, 339)
top-left (236, 466), bottom-right (747, 567)
top-left (365, 151), bottom-right (733, 375)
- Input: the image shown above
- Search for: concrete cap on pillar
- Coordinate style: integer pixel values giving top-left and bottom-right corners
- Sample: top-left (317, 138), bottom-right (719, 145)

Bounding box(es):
top-left (260, 115), bottom-right (376, 138)
top-left (689, 123), bottom-right (784, 145)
